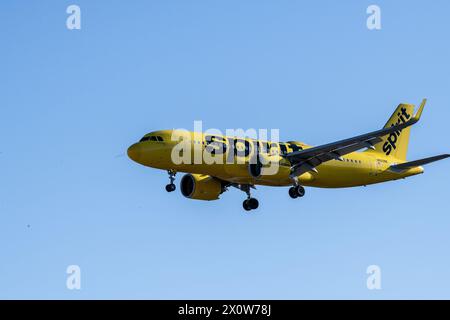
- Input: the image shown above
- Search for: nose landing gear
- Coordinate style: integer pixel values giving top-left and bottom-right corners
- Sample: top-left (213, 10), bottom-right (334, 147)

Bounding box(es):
top-left (165, 170), bottom-right (176, 192)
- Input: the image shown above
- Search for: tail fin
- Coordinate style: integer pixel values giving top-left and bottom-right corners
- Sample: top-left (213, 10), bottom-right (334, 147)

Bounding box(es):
top-left (368, 99), bottom-right (426, 161)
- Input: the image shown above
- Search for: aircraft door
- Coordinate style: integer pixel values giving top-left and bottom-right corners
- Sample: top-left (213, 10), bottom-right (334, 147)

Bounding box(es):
top-left (371, 159), bottom-right (384, 176)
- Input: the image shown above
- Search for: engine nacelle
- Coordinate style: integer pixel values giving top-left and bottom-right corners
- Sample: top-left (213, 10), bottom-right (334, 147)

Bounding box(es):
top-left (247, 155), bottom-right (294, 184)
top-left (180, 174), bottom-right (222, 200)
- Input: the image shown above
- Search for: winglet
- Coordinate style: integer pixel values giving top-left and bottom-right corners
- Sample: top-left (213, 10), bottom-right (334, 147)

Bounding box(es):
top-left (412, 98), bottom-right (426, 122)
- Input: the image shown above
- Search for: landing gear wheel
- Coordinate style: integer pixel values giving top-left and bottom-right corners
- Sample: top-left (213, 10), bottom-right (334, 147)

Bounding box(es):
top-left (289, 187), bottom-right (299, 199)
top-left (237, 184), bottom-right (259, 211)
top-left (296, 185), bottom-right (305, 197)
top-left (165, 183), bottom-right (176, 192)
top-left (243, 198), bottom-right (259, 211)
top-left (289, 186), bottom-right (305, 198)
top-left (248, 198), bottom-right (259, 209)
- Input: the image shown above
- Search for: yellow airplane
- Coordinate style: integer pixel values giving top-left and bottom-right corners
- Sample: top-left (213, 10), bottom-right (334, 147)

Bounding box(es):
top-left (128, 99), bottom-right (449, 211)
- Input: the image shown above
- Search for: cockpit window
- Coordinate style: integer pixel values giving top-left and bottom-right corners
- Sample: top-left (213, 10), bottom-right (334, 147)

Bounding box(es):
top-left (139, 135), bottom-right (164, 142)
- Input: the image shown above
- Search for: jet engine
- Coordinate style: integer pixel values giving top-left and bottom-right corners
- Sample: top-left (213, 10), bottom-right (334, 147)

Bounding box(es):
top-left (180, 174), bottom-right (223, 200)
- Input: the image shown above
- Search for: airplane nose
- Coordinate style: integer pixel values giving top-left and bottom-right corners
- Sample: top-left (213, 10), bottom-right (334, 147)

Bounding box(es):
top-left (127, 143), bottom-right (141, 162)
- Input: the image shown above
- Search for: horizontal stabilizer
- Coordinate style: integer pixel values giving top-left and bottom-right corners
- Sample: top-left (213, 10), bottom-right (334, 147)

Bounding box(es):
top-left (389, 154), bottom-right (450, 172)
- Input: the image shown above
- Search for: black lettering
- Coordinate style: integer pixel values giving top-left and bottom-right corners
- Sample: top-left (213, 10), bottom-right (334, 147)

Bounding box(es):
top-left (234, 138), bottom-right (251, 158)
top-left (401, 107), bottom-right (410, 119)
top-left (391, 122), bottom-right (401, 136)
top-left (205, 135), bottom-right (227, 155)
top-left (398, 113), bottom-right (406, 124)
top-left (382, 142), bottom-right (392, 155)
top-left (387, 132), bottom-right (398, 150)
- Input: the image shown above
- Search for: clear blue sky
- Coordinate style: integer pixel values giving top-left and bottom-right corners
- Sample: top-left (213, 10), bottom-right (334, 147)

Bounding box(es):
top-left (1, 0), bottom-right (449, 299)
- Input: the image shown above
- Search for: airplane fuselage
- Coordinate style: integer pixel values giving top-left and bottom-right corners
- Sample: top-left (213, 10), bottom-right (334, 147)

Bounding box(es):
top-left (127, 130), bottom-right (424, 189)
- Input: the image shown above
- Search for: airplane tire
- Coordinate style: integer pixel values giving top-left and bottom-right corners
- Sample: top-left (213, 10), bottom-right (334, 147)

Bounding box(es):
top-left (289, 187), bottom-right (299, 199)
top-left (165, 183), bottom-right (176, 192)
top-left (243, 200), bottom-right (252, 211)
top-left (296, 186), bottom-right (305, 197)
top-left (248, 198), bottom-right (259, 210)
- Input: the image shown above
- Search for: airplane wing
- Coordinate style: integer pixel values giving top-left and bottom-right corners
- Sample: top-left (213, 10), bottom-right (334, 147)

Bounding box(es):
top-left (389, 154), bottom-right (450, 172)
top-left (283, 99), bottom-right (426, 178)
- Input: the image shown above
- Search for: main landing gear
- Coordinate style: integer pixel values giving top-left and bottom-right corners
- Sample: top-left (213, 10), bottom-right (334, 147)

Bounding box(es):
top-left (239, 184), bottom-right (259, 211)
top-left (289, 185), bottom-right (305, 199)
top-left (243, 198), bottom-right (259, 211)
top-left (165, 170), bottom-right (176, 192)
